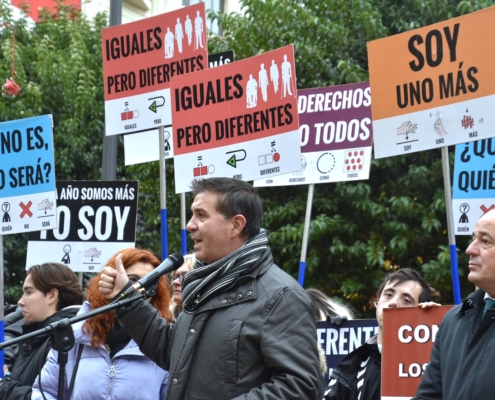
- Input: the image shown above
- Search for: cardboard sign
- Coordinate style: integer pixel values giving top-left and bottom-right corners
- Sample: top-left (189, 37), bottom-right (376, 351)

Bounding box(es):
top-left (368, 7), bottom-right (495, 158)
top-left (317, 319), bottom-right (378, 380)
top-left (452, 138), bottom-right (495, 234)
top-left (254, 82), bottom-right (372, 187)
top-left (0, 115), bottom-right (56, 235)
top-left (26, 181), bottom-right (138, 272)
top-left (102, 3), bottom-right (208, 136)
top-left (123, 51), bottom-right (236, 166)
top-left (381, 306), bottom-right (453, 400)
top-left (171, 45), bottom-right (301, 193)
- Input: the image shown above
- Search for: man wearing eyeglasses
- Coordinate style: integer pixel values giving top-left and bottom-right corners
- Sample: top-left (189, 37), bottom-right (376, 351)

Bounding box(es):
top-left (99, 177), bottom-right (322, 400)
top-left (325, 268), bottom-right (437, 400)
top-left (413, 210), bottom-right (495, 400)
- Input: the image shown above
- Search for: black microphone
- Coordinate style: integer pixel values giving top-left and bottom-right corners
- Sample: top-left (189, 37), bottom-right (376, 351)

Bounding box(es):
top-left (123, 253), bottom-right (184, 296)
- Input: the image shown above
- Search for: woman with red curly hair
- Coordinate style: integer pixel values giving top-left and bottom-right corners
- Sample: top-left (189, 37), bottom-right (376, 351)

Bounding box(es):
top-left (32, 248), bottom-right (173, 400)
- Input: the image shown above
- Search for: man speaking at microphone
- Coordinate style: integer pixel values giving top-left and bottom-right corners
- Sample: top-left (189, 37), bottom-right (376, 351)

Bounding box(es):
top-left (99, 177), bottom-right (321, 400)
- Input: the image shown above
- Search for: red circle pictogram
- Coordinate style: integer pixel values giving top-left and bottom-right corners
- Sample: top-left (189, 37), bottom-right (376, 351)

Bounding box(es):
top-left (352, 165), bottom-right (356, 170)
top-left (358, 164), bottom-right (362, 169)
top-left (273, 153), bottom-right (280, 162)
top-left (346, 166), bottom-right (350, 171)
top-left (360, 150), bottom-right (364, 156)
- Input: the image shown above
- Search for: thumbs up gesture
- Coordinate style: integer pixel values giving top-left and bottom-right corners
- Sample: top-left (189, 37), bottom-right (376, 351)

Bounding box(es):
top-left (99, 254), bottom-right (129, 299)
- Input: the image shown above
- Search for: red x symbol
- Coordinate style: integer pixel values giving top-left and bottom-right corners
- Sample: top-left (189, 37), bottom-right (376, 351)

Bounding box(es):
top-left (20, 201), bottom-right (33, 218)
top-left (481, 204), bottom-right (495, 214)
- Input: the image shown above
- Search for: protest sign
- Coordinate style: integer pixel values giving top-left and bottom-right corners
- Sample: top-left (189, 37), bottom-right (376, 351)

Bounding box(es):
top-left (381, 306), bottom-right (453, 399)
top-left (26, 181), bottom-right (138, 272)
top-left (123, 51), bottom-right (236, 166)
top-left (453, 138), bottom-right (495, 234)
top-left (102, 3), bottom-right (207, 136)
top-left (0, 115), bottom-right (56, 235)
top-left (368, 7), bottom-right (495, 158)
top-left (317, 319), bottom-right (378, 380)
top-left (171, 45), bottom-right (301, 193)
top-left (254, 82), bottom-right (372, 187)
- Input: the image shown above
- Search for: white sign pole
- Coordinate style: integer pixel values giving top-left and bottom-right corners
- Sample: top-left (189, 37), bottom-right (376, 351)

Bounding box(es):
top-left (441, 147), bottom-right (461, 304)
top-left (298, 184), bottom-right (314, 287)
top-left (159, 126), bottom-right (168, 261)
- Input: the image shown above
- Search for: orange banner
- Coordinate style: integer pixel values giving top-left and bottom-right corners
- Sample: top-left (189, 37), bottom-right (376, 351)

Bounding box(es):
top-left (171, 45), bottom-right (299, 155)
top-left (368, 6), bottom-right (495, 121)
top-left (101, 3), bottom-right (207, 101)
top-left (381, 306), bottom-right (453, 398)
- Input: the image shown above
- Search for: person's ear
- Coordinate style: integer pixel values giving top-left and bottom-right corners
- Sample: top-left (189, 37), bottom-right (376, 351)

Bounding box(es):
top-left (47, 288), bottom-right (59, 306)
top-left (230, 214), bottom-right (247, 238)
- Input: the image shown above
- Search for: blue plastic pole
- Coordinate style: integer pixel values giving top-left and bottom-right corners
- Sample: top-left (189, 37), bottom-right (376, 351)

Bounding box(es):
top-left (180, 193), bottom-right (188, 255)
top-left (441, 147), bottom-right (462, 304)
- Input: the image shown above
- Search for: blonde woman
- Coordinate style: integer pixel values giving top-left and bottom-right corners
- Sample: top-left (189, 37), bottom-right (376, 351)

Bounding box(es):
top-left (170, 254), bottom-right (195, 319)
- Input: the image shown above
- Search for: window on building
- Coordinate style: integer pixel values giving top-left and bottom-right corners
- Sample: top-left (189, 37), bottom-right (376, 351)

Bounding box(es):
top-left (182, 0), bottom-right (224, 35)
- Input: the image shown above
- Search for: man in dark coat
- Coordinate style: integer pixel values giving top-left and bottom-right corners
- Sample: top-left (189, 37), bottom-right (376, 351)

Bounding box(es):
top-left (414, 210), bottom-right (495, 400)
top-left (99, 177), bottom-right (322, 400)
top-left (325, 268), bottom-right (435, 400)
top-left (0, 263), bottom-right (83, 400)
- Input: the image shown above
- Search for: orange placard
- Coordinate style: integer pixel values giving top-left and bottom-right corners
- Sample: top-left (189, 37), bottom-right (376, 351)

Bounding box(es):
top-left (381, 306), bottom-right (453, 399)
top-left (368, 6), bottom-right (495, 121)
top-left (171, 45), bottom-right (299, 156)
top-left (101, 3), bottom-right (207, 101)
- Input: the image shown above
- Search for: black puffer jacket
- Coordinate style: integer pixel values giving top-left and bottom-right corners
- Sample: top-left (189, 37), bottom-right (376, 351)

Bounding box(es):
top-left (117, 247), bottom-right (322, 400)
top-left (414, 289), bottom-right (495, 400)
top-left (0, 307), bottom-right (79, 400)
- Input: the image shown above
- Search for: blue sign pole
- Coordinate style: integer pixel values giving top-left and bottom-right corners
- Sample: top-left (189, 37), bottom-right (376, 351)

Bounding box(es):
top-left (442, 147), bottom-right (462, 304)
top-left (180, 193), bottom-right (187, 255)
top-left (0, 235), bottom-right (4, 378)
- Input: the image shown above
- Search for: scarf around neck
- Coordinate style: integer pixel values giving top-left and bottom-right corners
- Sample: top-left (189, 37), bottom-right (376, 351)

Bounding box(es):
top-left (181, 229), bottom-right (268, 313)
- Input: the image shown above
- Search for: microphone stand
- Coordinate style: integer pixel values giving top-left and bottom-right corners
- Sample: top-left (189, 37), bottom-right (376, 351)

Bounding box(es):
top-left (0, 290), bottom-right (150, 400)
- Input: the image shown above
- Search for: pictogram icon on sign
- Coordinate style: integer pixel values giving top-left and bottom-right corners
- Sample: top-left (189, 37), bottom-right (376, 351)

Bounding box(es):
top-left (461, 115), bottom-right (474, 129)
top-left (317, 152), bottom-right (336, 174)
top-left (85, 247), bottom-right (102, 262)
top-left (20, 201), bottom-right (33, 218)
top-left (148, 96), bottom-right (165, 113)
top-left (344, 149), bottom-right (364, 172)
top-left (226, 149), bottom-right (246, 168)
top-left (121, 108), bottom-right (138, 121)
top-left (2, 202), bottom-right (11, 223)
top-left (481, 204), bottom-right (495, 214)
top-left (193, 156), bottom-right (215, 177)
top-left (459, 203), bottom-right (469, 223)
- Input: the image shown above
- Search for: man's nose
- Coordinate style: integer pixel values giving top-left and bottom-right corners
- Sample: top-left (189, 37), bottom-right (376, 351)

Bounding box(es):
top-left (466, 241), bottom-right (478, 256)
top-left (388, 298), bottom-right (398, 308)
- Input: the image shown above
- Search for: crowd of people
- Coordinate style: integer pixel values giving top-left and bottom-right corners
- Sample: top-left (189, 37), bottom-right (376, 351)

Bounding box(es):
top-left (0, 176), bottom-right (494, 399)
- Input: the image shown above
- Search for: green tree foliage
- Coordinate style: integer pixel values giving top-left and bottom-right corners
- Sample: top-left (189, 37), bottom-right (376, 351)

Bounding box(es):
top-left (210, 0), bottom-right (494, 314)
top-left (1, 0), bottom-right (493, 311)
top-left (0, 0), bottom-right (108, 301)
